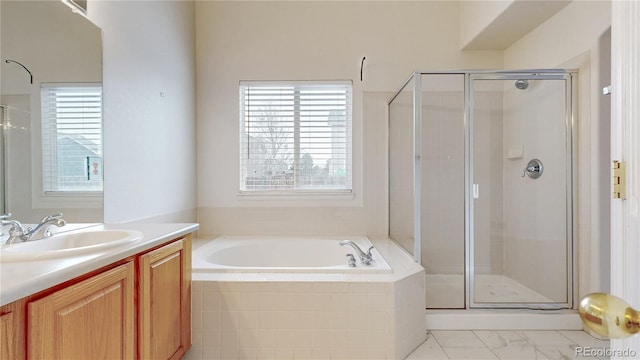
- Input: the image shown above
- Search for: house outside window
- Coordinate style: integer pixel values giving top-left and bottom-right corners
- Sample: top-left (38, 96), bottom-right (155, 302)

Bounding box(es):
top-left (239, 81), bottom-right (352, 193)
top-left (41, 84), bottom-right (103, 194)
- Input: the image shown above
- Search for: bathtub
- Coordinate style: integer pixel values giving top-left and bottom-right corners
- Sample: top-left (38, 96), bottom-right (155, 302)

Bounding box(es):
top-left (189, 236), bottom-right (425, 360)
top-left (191, 235), bottom-right (392, 273)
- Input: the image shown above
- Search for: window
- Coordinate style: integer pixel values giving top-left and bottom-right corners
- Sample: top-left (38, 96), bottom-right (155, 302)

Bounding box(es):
top-left (41, 84), bottom-right (103, 193)
top-left (239, 81), bottom-right (352, 193)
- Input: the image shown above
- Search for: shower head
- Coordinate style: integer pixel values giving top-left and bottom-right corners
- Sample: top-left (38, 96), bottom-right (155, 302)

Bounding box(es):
top-left (515, 79), bottom-right (529, 90)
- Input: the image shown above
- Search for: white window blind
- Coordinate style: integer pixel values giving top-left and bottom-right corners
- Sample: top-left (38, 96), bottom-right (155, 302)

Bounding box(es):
top-left (41, 84), bottom-right (103, 193)
top-left (239, 81), bottom-right (352, 192)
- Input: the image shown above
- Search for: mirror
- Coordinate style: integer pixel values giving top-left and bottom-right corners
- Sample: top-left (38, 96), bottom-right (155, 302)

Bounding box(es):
top-left (1, 0), bottom-right (103, 224)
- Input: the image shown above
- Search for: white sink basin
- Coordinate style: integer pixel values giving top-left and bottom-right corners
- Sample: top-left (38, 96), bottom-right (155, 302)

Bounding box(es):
top-left (0, 229), bottom-right (143, 262)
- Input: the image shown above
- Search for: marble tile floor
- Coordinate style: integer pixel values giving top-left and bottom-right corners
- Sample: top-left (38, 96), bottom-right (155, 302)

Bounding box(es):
top-left (406, 330), bottom-right (612, 360)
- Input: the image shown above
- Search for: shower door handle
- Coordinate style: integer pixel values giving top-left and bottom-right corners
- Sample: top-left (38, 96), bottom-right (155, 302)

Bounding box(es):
top-left (521, 159), bottom-right (543, 179)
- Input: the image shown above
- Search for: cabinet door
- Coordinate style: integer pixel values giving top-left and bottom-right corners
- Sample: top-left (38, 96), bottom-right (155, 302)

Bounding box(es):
top-left (0, 311), bottom-right (16, 360)
top-left (139, 236), bottom-right (191, 360)
top-left (27, 262), bottom-right (135, 360)
top-left (1, 300), bottom-right (25, 360)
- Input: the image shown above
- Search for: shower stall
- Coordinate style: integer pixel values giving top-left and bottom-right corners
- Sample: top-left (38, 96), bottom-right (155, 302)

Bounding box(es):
top-left (389, 70), bottom-right (576, 310)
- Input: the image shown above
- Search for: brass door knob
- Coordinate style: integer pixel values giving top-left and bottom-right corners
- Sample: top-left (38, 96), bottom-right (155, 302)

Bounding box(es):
top-left (579, 292), bottom-right (640, 339)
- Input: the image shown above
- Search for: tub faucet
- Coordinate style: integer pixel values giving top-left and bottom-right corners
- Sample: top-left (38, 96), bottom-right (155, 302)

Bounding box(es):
top-left (339, 240), bottom-right (374, 265)
top-left (2, 213), bottom-right (66, 244)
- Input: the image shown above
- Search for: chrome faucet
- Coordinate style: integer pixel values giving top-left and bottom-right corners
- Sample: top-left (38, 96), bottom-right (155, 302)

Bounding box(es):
top-left (2, 220), bottom-right (27, 244)
top-left (2, 213), bottom-right (66, 244)
top-left (339, 240), bottom-right (374, 265)
top-left (0, 213), bottom-right (12, 237)
top-left (28, 213), bottom-right (66, 240)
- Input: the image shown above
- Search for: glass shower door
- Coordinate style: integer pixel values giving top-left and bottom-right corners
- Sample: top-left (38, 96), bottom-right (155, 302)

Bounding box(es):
top-left (421, 74), bottom-right (465, 308)
top-left (389, 73), bottom-right (466, 309)
top-left (469, 73), bottom-right (574, 308)
top-left (389, 75), bottom-right (416, 259)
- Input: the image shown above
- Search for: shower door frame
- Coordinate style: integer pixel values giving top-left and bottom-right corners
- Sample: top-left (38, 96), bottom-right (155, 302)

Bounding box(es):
top-left (389, 70), bottom-right (577, 310)
top-left (465, 70), bottom-right (577, 310)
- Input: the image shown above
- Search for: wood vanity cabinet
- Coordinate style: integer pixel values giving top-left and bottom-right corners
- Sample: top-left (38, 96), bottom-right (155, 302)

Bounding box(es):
top-left (0, 234), bottom-right (192, 360)
top-left (139, 236), bottom-right (192, 360)
top-left (27, 261), bottom-right (136, 359)
top-left (0, 299), bottom-right (25, 360)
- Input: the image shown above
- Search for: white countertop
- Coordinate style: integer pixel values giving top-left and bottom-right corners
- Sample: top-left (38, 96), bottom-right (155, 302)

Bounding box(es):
top-left (0, 222), bottom-right (199, 306)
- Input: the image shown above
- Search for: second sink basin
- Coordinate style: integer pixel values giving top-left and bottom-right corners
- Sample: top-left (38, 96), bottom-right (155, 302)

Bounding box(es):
top-left (0, 229), bottom-right (144, 262)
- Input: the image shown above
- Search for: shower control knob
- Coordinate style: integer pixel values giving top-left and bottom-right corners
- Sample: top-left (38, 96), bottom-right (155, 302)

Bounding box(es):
top-left (521, 159), bottom-right (543, 179)
top-left (521, 166), bottom-right (539, 177)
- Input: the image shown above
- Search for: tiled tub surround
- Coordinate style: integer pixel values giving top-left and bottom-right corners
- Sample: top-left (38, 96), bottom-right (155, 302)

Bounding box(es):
top-left (188, 236), bottom-right (426, 360)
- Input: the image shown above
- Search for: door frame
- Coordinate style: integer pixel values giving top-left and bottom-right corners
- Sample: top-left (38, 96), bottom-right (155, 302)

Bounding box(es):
top-left (610, 1), bottom-right (640, 355)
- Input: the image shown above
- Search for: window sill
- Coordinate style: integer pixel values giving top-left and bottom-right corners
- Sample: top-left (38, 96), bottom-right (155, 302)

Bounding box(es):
top-left (237, 190), bottom-right (355, 202)
top-left (34, 192), bottom-right (103, 209)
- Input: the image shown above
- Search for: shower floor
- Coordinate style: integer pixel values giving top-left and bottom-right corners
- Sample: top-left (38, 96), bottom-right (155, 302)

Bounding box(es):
top-left (425, 274), bottom-right (553, 308)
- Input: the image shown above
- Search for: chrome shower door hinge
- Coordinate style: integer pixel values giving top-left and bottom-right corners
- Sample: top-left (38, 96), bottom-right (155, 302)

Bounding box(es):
top-left (613, 160), bottom-right (626, 199)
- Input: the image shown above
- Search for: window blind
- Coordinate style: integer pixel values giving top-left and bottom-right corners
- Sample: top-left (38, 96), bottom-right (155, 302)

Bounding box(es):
top-left (239, 81), bottom-right (352, 192)
top-left (41, 84), bottom-right (103, 193)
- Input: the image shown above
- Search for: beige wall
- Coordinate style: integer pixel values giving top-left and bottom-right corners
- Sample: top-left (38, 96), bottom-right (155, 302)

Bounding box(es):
top-left (459, 0), bottom-right (512, 47)
top-left (195, 1), bottom-right (503, 237)
top-left (503, 0), bottom-right (612, 297)
top-left (89, 1), bottom-right (197, 224)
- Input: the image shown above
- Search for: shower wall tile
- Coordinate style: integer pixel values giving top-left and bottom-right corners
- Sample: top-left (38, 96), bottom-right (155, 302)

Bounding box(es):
top-left (472, 91), bottom-right (505, 276)
top-left (420, 90), bottom-right (465, 268)
top-left (502, 82), bottom-right (570, 302)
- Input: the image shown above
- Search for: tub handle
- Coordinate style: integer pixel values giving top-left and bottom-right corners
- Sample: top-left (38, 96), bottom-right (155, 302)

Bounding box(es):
top-left (345, 253), bottom-right (357, 267)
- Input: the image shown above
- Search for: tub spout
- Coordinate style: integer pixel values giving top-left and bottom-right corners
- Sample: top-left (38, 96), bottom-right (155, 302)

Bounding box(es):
top-left (339, 240), bottom-right (374, 265)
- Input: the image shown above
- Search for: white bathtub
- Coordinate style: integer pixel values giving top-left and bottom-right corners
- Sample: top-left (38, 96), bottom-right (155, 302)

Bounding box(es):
top-left (189, 236), bottom-right (426, 360)
top-left (191, 235), bottom-right (392, 273)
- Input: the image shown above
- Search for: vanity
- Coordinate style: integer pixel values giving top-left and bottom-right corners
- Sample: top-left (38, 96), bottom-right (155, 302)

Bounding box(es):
top-left (0, 223), bottom-right (198, 360)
